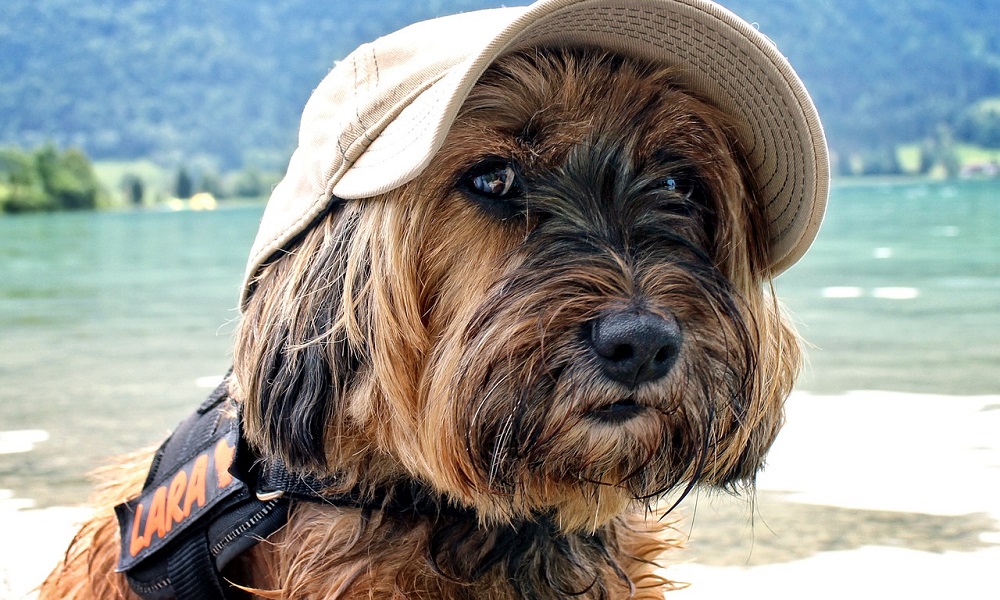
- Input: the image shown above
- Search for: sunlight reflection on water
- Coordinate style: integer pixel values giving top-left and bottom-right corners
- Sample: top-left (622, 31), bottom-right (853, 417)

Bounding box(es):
top-left (0, 181), bottom-right (998, 507)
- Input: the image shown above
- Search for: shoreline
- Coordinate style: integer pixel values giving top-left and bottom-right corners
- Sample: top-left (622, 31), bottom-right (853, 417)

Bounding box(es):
top-left (3, 390), bottom-right (998, 599)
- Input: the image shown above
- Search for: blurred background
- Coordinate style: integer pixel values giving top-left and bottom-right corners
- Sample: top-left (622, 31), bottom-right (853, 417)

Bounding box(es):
top-left (1, 0), bottom-right (998, 598)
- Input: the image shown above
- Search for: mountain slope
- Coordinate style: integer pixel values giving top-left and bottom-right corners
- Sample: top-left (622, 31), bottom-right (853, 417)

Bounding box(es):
top-left (2, 0), bottom-right (998, 168)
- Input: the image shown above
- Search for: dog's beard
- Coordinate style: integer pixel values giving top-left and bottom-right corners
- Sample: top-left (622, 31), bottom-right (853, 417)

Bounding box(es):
top-left (235, 48), bottom-right (798, 534)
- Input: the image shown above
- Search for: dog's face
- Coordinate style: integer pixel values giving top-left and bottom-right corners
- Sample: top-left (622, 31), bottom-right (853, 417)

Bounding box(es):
top-left (235, 49), bottom-right (799, 531)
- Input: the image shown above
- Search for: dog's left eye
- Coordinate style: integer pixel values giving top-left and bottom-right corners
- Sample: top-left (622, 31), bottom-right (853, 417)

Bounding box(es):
top-left (466, 162), bottom-right (522, 199)
top-left (461, 160), bottom-right (526, 220)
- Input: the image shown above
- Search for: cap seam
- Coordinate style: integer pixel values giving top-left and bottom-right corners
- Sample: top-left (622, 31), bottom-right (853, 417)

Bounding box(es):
top-left (243, 0), bottom-right (829, 303)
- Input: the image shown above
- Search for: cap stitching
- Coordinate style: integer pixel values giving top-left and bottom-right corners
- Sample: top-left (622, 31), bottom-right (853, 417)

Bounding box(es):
top-left (359, 47), bottom-right (377, 145)
top-left (246, 0), bottom-right (826, 301)
top-left (518, 3), bottom-right (807, 244)
top-left (338, 83), bottom-right (449, 171)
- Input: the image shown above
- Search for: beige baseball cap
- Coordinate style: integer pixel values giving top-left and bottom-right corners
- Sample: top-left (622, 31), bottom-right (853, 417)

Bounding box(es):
top-left (241, 0), bottom-right (829, 307)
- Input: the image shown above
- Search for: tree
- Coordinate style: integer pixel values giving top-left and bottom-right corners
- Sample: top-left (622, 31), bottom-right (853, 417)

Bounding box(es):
top-left (956, 98), bottom-right (1000, 148)
top-left (175, 167), bottom-right (194, 199)
top-left (37, 147), bottom-right (101, 209)
top-left (198, 171), bottom-right (225, 199)
top-left (122, 174), bottom-right (146, 206)
top-left (0, 145), bottom-right (103, 212)
top-left (0, 147), bottom-right (50, 212)
top-left (856, 147), bottom-right (903, 176)
top-left (233, 168), bottom-right (264, 198)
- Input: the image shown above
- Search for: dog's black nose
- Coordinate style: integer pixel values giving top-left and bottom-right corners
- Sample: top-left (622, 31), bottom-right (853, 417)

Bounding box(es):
top-left (588, 309), bottom-right (682, 387)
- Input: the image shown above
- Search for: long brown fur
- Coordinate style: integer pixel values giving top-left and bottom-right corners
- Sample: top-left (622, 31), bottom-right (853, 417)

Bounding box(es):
top-left (41, 48), bottom-right (799, 599)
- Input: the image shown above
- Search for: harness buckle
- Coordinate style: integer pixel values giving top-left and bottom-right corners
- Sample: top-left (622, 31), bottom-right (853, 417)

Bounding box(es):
top-left (256, 489), bottom-right (286, 502)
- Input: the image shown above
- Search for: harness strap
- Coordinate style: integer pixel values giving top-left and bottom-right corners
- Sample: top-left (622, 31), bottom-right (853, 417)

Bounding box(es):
top-left (233, 436), bottom-right (341, 503)
top-left (115, 377), bottom-right (296, 600)
top-left (116, 375), bottom-right (456, 600)
top-left (167, 531), bottom-right (228, 600)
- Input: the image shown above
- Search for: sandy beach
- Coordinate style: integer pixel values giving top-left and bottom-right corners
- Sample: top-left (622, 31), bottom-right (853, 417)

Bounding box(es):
top-left (3, 390), bottom-right (998, 599)
top-left (669, 391), bottom-right (1000, 598)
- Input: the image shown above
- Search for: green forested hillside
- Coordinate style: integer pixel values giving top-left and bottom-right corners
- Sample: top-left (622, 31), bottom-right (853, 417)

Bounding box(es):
top-left (2, 0), bottom-right (999, 170)
top-left (726, 0), bottom-right (1000, 154)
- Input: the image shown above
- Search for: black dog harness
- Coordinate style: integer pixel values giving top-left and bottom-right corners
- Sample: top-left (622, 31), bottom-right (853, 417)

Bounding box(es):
top-left (114, 378), bottom-right (339, 600)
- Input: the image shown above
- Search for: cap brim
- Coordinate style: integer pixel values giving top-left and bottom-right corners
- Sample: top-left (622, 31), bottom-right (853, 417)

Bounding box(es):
top-left (243, 0), bottom-right (828, 307)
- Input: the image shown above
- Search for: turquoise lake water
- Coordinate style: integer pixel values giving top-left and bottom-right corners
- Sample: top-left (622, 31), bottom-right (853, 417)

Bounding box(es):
top-left (1, 180), bottom-right (999, 506)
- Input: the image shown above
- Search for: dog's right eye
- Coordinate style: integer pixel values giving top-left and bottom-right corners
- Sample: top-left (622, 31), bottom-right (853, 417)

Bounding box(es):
top-left (460, 159), bottom-right (526, 220)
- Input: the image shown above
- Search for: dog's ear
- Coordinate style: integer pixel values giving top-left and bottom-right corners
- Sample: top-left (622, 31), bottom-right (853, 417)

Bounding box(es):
top-left (233, 198), bottom-right (432, 475)
top-left (232, 206), bottom-right (368, 474)
top-left (694, 151), bottom-right (802, 485)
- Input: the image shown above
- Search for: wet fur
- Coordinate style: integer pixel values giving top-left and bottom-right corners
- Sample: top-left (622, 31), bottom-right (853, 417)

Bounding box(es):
top-left (42, 49), bottom-right (799, 599)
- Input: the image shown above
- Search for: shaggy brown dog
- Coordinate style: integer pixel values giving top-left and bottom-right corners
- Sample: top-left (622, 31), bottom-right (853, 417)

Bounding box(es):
top-left (42, 49), bottom-right (800, 599)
